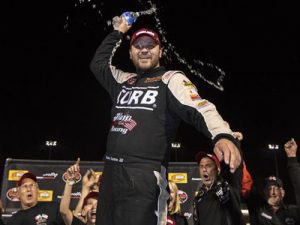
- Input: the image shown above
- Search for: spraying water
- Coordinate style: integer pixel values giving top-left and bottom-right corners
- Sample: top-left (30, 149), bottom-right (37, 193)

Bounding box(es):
top-left (64, 0), bottom-right (226, 91)
top-left (136, 1), bottom-right (226, 91)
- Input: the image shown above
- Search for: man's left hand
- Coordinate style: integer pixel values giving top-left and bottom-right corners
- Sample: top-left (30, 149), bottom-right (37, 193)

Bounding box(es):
top-left (213, 138), bottom-right (241, 173)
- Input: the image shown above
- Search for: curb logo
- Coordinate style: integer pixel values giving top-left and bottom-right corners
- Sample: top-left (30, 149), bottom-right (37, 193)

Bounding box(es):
top-left (168, 173), bottom-right (188, 184)
top-left (117, 89), bottom-right (158, 106)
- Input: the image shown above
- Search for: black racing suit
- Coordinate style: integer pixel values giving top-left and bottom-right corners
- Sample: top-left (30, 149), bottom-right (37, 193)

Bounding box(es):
top-left (193, 164), bottom-right (245, 225)
top-left (90, 30), bottom-right (238, 225)
top-left (246, 157), bottom-right (300, 225)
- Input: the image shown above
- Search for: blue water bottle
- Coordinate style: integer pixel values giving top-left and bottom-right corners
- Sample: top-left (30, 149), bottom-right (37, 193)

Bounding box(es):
top-left (121, 11), bottom-right (140, 25)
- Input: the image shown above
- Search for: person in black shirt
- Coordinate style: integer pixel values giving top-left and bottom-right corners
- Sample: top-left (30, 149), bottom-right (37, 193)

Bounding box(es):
top-left (6, 172), bottom-right (63, 225)
top-left (193, 151), bottom-right (245, 225)
top-left (246, 138), bottom-right (300, 225)
top-left (90, 13), bottom-right (242, 225)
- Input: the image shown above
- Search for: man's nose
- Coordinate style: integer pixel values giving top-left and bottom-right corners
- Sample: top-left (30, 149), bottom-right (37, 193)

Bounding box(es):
top-left (26, 186), bottom-right (32, 191)
top-left (140, 49), bottom-right (149, 53)
top-left (270, 188), bottom-right (276, 194)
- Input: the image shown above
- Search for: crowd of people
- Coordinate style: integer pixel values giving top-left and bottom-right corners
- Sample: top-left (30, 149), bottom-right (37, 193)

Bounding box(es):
top-left (1, 13), bottom-right (299, 225)
top-left (0, 138), bottom-right (299, 225)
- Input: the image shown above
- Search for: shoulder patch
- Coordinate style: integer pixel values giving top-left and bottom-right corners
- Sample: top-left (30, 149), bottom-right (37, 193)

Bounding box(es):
top-left (162, 70), bottom-right (185, 84)
top-left (117, 72), bottom-right (138, 84)
top-left (109, 65), bottom-right (138, 84)
top-left (123, 73), bottom-right (138, 83)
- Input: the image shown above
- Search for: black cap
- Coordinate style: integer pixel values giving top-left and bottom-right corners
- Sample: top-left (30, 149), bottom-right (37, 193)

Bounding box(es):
top-left (264, 176), bottom-right (283, 189)
top-left (82, 191), bottom-right (99, 209)
top-left (17, 172), bottom-right (37, 187)
top-left (195, 151), bottom-right (221, 171)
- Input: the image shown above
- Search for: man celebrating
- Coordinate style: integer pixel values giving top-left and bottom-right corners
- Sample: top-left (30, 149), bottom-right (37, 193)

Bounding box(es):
top-left (245, 138), bottom-right (300, 225)
top-left (90, 14), bottom-right (242, 225)
top-left (257, 138), bottom-right (300, 225)
top-left (6, 172), bottom-right (63, 225)
top-left (193, 152), bottom-right (245, 225)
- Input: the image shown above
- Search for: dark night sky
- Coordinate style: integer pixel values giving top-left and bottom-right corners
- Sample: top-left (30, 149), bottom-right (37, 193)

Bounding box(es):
top-left (2, 0), bottom-right (300, 202)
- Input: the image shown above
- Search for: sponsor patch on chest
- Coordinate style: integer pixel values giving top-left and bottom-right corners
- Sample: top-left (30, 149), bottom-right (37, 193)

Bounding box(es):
top-left (110, 112), bottom-right (137, 134)
top-left (35, 213), bottom-right (49, 224)
top-left (144, 76), bottom-right (162, 83)
top-left (116, 86), bottom-right (159, 111)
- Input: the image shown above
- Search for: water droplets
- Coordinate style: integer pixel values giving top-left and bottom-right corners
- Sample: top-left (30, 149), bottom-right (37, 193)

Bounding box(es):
top-left (64, 0), bottom-right (226, 90)
top-left (137, 0), bottom-right (226, 91)
top-left (64, 0), bottom-right (105, 32)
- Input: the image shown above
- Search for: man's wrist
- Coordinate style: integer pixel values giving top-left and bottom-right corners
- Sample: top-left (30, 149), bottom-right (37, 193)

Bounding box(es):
top-left (66, 180), bottom-right (75, 186)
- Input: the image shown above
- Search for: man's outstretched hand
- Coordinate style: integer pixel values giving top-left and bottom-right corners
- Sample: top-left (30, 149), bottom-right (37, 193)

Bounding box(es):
top-left (213, 138), bottom-right (242, 173)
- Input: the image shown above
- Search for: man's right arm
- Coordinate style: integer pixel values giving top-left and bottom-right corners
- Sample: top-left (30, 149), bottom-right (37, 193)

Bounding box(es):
top-left (89, 16), bottom-right (136, 98)
top-left (285, 138), bottom-right (300, 206)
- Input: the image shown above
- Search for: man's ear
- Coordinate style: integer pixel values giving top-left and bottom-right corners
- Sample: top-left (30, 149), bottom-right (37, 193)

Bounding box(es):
top-left (280, 187), bottom-right (285, 198)
top-left (217, 167), bottom-right (221, 175)
top-left (159, 48), bottom-right (163, 58)
top-left (129, 49), bottom-right (133, 60)
top-left (16, 188), bottom-right (21, 199)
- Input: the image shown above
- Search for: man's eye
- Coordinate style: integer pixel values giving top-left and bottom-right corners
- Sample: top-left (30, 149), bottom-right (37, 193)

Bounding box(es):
top-left (133, 44), bottom-right (142, 49)
top-left (134, 44), bottom-right (156, 49)
top-left (146, 44), bottom-right (156, 49)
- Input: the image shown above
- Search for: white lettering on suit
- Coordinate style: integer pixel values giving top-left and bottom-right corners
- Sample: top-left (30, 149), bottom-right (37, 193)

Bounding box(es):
top-left (141, 90), bottom-right (158, 104)
top-left (119, 90), bottom-right (131, 104)
top-left (116, 86), bottom-right (159, 111)
top-left (128, 90), bottom-right (143, 104)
